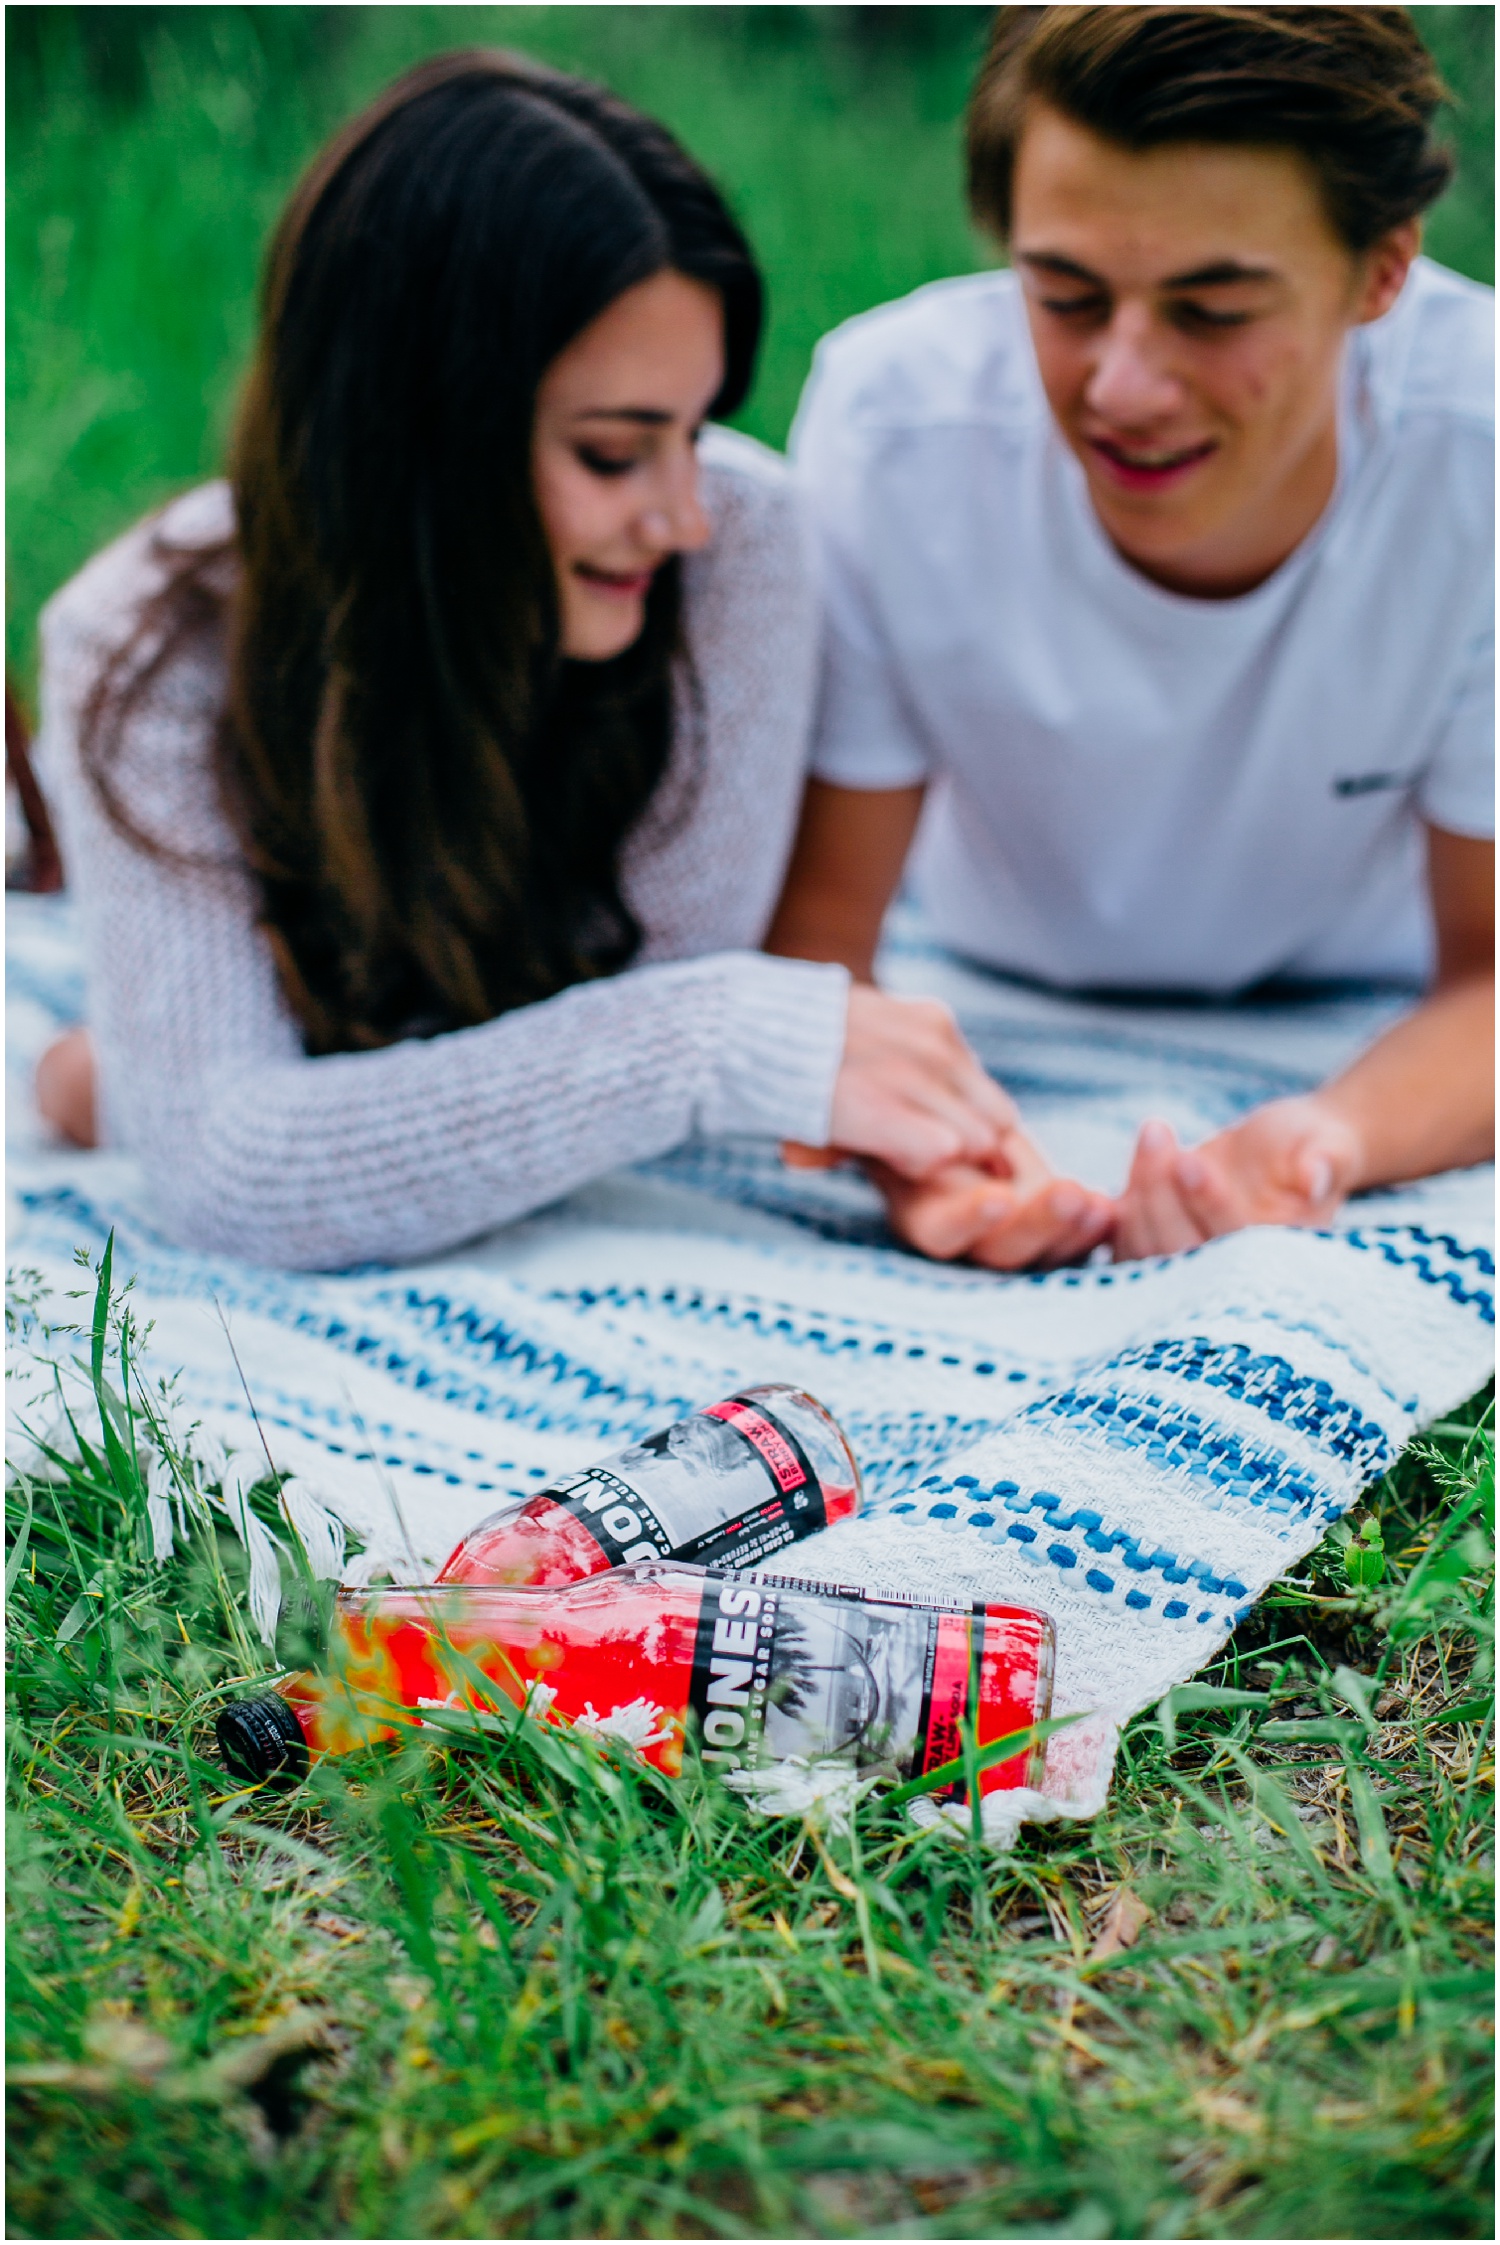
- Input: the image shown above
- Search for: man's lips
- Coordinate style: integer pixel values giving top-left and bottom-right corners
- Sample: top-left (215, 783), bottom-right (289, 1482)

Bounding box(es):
top-left (1085, 435), bottom-right (1218, 492)
top-left (574, 562), bottom-right (656, 600)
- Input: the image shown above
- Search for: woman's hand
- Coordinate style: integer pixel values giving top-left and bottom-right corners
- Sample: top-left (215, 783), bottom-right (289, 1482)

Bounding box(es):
top-left (820, 985), bottom-right (1021, 1177)
top-left (1111, 1098), bottom-right (1365, 1261)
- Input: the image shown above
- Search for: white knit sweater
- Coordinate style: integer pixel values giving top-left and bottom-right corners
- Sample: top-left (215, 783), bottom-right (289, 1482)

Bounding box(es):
top-left (36, 428), bottom-right (850, 1271)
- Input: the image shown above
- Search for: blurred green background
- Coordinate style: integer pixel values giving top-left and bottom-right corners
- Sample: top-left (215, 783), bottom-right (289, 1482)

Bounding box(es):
top-left (6, 3), bottom-right (1494, 684)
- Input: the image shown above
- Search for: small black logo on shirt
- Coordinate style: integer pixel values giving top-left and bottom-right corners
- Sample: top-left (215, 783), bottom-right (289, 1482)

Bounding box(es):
top-left (1332, 772), bottom-right (1409, 798)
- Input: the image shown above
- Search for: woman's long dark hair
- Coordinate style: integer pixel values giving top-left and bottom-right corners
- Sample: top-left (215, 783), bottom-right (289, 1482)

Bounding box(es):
top-left (83, 50), bottom-right (763, 1052)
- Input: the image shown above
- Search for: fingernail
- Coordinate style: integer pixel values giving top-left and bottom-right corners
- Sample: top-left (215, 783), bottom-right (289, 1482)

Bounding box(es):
top-left (1178, 1153), bottom-right (1207, 1191)
top-left (1141, 1120), bottom-right (1170, 1153)
top-left (1305, 1158), bottom-right (1333, 1202)
top-left (1051, 1185), bottom-right (1084, 1221)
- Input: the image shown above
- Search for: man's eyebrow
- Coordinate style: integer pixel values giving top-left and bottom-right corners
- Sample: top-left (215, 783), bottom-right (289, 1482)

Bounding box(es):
top-left (1162, 259), bottom-right (1279, 288)
top-left (1017, 251), bottom-right (1279, 289)
top-left (571, 406), bottom-right (673, 426)
top-left (1017, 252), bottom-right (1105, 285)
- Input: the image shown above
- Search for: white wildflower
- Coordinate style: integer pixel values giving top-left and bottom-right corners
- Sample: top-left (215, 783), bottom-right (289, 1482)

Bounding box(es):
top-left (573, 1696), bottom-right (673, 1751)
top-left (721, 1757), bottom-right (874, 1834)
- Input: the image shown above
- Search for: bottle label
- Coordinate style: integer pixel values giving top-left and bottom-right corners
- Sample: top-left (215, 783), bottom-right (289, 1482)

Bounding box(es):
top-left (543, 1397), bottom-right (827, 1571)
top-left (683, 1572), bottom-right (1046, 1797)
top-left (688, 1572), bottom-right (943, 1778)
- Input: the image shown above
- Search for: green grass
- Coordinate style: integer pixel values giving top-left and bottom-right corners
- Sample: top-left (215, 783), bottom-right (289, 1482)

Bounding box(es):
top-left (6, 4), bottom-right (1493, 687)
top-left (6, 1249), bottom-right (1493, 2239)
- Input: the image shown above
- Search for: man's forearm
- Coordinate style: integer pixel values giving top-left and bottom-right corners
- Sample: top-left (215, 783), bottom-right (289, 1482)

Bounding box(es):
top-left (1317, 973), bottom-right (1495, 1187)
top-left (764, 780), bottom-right (926, 984)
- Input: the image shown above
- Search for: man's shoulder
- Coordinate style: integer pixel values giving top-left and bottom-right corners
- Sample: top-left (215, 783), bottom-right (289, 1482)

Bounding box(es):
top-left (1368, 257), bottom-right (1493, 435)
top-left (793, 270), bottom-right (1042, 450)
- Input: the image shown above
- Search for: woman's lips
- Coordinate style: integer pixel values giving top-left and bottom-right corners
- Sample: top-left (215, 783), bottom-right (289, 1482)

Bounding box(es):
top-left (1085, 435), bottom-right (1218, 493)
top-left (574, 562), bottom-right (656, 600)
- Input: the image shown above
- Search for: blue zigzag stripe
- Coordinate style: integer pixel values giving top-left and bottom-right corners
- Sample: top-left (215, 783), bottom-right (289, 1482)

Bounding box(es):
top-left (1342, 1226), bottom-right (1495, 1325)
top-left (553, 1280), bottom-right (1038, 1384)
top-left (884, 1481), bottom-right (1248, 1622)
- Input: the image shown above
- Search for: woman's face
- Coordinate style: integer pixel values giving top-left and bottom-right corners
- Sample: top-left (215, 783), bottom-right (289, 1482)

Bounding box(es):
top-left (533, 269), bottom-right (724, 661)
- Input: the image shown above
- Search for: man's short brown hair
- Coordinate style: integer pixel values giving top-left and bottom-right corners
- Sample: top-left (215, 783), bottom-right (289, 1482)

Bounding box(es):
top-left (967, 6), bottom-right (1454, 250)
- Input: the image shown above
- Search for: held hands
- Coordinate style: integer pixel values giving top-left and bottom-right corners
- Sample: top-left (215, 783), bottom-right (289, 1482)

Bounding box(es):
top-left (804, 989), bottom-right (1366, 1268)
top-left (1110, 1097), bottom-right (1365, 1261)
top-left (794, 985), bottom-right (1114, 1270)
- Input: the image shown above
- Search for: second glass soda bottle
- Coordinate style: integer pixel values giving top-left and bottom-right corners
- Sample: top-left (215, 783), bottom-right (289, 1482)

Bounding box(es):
top-left (437, 1385), bottom-right (861, 1586)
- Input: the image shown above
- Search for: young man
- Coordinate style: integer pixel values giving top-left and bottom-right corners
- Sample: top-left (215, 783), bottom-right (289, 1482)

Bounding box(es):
top-left (771, 4), bottom-right (1493, 1268)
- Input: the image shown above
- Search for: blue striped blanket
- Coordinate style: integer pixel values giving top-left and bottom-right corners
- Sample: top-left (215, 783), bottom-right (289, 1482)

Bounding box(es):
top-left (7, 893), bottom-right (1492, 1838)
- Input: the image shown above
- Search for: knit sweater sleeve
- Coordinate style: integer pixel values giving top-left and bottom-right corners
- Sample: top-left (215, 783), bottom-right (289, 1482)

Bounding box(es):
top-left (36, 463), bottom-right (848, 1272)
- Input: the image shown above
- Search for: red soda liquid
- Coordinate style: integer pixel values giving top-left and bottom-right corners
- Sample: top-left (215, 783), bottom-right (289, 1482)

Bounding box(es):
top-left (437, 1385), bottom-right (860, 1586)
top-left (217, 1565), bottom-right (1056, 1804)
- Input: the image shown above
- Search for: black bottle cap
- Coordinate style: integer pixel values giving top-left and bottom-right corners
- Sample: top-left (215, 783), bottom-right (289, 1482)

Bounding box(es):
top-left (217, 1695), bottom-right (309, 1783)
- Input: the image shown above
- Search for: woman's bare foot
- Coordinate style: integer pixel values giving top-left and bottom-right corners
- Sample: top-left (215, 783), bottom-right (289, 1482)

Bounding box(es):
top-left (36, 1026), bottom-right (98, 1148)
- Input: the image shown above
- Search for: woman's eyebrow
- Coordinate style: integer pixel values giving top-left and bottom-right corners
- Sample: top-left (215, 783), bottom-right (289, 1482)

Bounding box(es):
top-left (571, 406), bottom-right (674, 426)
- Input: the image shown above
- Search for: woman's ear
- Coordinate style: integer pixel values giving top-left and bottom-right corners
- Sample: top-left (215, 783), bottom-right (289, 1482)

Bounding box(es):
top-left (1354, 219), bottom-right (1422, 324)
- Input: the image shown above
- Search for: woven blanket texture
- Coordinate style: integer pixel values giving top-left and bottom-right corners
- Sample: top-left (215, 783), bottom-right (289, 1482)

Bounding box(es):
top-left (8, 893), bottom-right (1493, 1839)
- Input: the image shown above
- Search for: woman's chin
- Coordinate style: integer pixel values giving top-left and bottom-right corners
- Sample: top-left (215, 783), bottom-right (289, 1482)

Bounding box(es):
top-left (560, 604), bottom-right (648, 662)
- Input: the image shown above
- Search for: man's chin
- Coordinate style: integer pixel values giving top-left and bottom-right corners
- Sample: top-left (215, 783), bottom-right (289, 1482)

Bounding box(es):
top-left (1084, 475), bottom-right (1232, 574)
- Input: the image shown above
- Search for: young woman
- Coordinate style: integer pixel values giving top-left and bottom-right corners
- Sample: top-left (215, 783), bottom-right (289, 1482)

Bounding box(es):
top-left (34, 50), bottom-right (1016, 1271)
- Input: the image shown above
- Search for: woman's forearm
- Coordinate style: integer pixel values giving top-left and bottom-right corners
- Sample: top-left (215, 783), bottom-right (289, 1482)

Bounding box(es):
top-left (1317, 972), bottom-right (1495, 1187)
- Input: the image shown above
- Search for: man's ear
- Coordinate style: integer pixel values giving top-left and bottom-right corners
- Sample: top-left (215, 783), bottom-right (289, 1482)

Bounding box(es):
top-left (1353, 220), bottom-right (1422, 324)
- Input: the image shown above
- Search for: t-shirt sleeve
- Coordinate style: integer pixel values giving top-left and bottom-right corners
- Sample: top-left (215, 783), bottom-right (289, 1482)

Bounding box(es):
top-left (1417, 618), bottom-right (1495, 838)
top-left (791, 348), bottom-right (934, 791)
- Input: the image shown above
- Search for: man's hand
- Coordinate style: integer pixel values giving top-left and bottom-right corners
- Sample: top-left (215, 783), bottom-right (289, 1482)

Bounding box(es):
top-left (871, 1142), bottom-right (1115, 1269)
top-left (1111, 1098), bottom-right (1365, 1261)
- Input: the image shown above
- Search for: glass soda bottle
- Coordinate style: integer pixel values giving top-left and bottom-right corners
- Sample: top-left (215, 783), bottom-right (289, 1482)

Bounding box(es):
top-left (436, 1385), bottom-right (861, 1586)
top-left (216, 1564), bottom-right (1056, 1805)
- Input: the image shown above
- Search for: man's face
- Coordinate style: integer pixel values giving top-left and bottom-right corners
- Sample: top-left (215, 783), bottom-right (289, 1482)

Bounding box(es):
top-left (1010, 102), bottom-right (1414, 592)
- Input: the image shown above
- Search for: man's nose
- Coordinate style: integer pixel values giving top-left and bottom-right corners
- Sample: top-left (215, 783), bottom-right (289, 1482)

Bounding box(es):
top-left (1083, 303), bottom-right (1186, 426)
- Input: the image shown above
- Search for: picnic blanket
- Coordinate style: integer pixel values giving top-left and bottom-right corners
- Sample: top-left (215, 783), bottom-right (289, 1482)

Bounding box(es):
top-left (7, 890), bottom-right (1493, 1839)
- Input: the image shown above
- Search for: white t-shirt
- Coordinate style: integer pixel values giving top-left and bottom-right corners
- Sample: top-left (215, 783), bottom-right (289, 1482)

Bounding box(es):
top-left (793, 257), bottom-right (1493, 993)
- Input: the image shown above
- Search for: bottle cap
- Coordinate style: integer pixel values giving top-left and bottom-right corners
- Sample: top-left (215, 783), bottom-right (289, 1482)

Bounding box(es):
top-left (217, 1696), bottom-right (309, 1783)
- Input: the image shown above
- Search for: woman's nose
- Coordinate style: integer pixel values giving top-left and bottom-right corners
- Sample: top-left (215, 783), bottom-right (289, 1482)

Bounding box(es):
top-left (1084, 305), bottom-right (1185, 426)
top-left (641, 448), bottom-right (711, 554)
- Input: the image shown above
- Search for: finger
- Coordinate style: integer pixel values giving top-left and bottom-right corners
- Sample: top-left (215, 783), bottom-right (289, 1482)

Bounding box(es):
top-left (864, 1104), bottom-right (972, 1182)
top-left (978, 1125), bottom-right (1054, 1194)
top-left (1134, 1123), bottom-right (1208, 1256)
top-left (779, 1142), bottom-right (845, 1171)
top-left (967, 1180), bottom-right (1099, 1271)
top-left (891, 1071), bottom-right (1011, 1164)
top-left (883, 1012), bottom-right (1019, 1156)
top-left (1031, 1192), bottom-right (1116, 1270)
top-left (1294, 1147), bottom-right (1345, 1216)
top-left (886, 1176), bottom-right (1023, 1262)
top-left (1172, 1148), bottom-right (1246, 1238)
